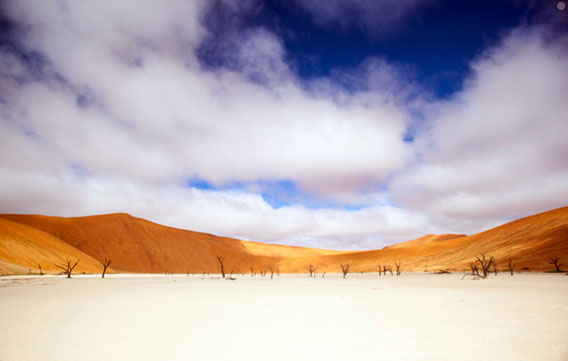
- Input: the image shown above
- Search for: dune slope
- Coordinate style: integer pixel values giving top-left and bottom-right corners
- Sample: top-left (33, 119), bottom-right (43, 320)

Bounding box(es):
top-left (1, 206), bottom-right (567, 274)
top-left (0, 217), bottom-right (108, 275)
top-left (0, 213), bottom-right (334, 274)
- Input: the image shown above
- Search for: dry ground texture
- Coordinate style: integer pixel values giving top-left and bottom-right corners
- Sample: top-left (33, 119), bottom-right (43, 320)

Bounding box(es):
top-left (0, 273), bottom-right (567, 361)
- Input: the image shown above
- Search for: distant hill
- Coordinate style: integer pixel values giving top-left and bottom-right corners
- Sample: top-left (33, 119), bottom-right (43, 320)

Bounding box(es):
top-left (1, 206), bottom-right (567, 275)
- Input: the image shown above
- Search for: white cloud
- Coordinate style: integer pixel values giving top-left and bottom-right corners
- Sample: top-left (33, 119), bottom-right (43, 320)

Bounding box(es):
top-left (391, 27), bottom-right (568, 232)
top-left (0, 3), bottom-right (566, 249)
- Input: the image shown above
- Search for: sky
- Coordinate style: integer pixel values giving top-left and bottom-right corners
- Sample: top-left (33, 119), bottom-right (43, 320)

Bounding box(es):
top-left (0, 0), bottom-right (567, 250)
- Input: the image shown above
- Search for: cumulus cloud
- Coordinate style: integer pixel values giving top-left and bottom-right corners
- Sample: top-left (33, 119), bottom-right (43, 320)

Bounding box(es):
top-left (391, 27), bottom-right (568, 232)
top-left (0, 1), bottom-right (566, 249)
top-left (0, 0), bottom-right (416, 248)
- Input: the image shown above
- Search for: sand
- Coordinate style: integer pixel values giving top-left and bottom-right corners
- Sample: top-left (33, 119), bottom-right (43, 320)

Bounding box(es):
top-left (0, 273), bottom-right (567, 361)
top-left (3, 207), bottom-right (568, 275)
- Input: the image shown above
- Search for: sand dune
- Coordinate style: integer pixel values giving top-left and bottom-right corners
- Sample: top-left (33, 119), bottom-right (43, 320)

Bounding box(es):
top-left (384, 233), bottom-right (466, 249)
top-left (0, 218), bottom-right (108, 275)
top-left (0, 213), bottom-right (334, 275)
top-left (1, 206), bottom-right (567, 275)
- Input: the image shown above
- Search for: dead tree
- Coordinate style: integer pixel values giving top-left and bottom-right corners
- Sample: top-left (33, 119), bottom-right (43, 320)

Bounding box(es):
top-left (249, 265), bottom-right (255, 277)
top-left (382, 265), bottom-right (388, 275)
top-left (307, 264), bottom-right (316, 277)
top-left (394, 260), bottom-right (402, 276)
top-left (38, 264), bottom-right (44, 276)
top-left (507, 257), bottom-right (516, 276)
top-left (55, 259), bottom-right (79, 278)
top-left (475, 254), bottom-right (495, 278)
top-left (468, 262), bottom-right (480, 276)
top-left (276, 268), bottom-right (280, 276)
top-left (322, 272), bottom-right (326, 279)
top-left (377, 263), bottom-right (381, 276)
top-left (388, 266), bottom-right (393, 276)
top-left (260, 269), bottom-right (267, 277)
top-left (100, 257), bottom-right (112, 278)
top-left (340, 264), bottom-right (350, 279)
top-left (268, 266), bottom-right (274, 279)
top-left (549, 258), bottom-right (564, 272)
top-left (490, 259), bottom-right (498, 276)
top-left (216, 255), bottom-right (226, 278)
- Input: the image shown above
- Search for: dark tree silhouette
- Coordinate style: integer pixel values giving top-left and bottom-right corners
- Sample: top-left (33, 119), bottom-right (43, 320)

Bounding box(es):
top-left (249, 265), bottom-right (255, 277)
top-left (216, 255), bottom-right (226, 278)
top-left (377, 263), bottom-right (382, 276)
top-left (468, 262), bottom-right (480, 276)
top-left (549, 258), bottom-right (564, 272)
top-left (38, 264), bottom-right (44, 276)
top-left (507, 257), bottom-right (516, 276)
top-left (491, 259), bottom-right (498, 276)
top-left (394, 260), bottom-right (402, 276)
top-left (340, 264), bottom-right (350, 279)
top-left (475, 254), bottom-right (495, 278)
top-left (55, 259), bottom-right (79, 278)
top-left (100, 257), bottom-right (111, 278)
top-left (307, 264), bottom-right (316, 277)
top-left (268, 266), bottom-right (274, 279)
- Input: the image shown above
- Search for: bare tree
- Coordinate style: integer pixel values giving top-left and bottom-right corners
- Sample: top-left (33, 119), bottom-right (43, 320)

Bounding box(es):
top-left (38, 264), bottom-right (44, 276)
top-left (468, 262), bottom-right (480, 276)
top-left (268, 266), bottom-right (274, 279)
top-left (394, 260), bottom-right (402, 276)
top-left (475, 254), bottom-right (495, 278)
top-left (100, 257), bottom-right (111, 278)
top-left (382, 265), bottom-right (388, 276)
top-left (322, 272), bottom-right (326, 279)
top-left (549, 258), bottom-right (564, 272)
top-left (377, 263), bottom-right (381, 276)
top-left (507, 257), bottom-right (516, 276)
top-left (340, 264), bottom-right (350, 279)
top-left (307, 264), bottom-right (316, 277)
top-left (55, 259), bottom-right (79, 278)
top-left (260, 269), bottom-right (267, 277)
top-left (276, 268), bottom-right (280, 276)
top-left (216, 255), bottom-right (226, 278)
top-left (249, 265), bottom-right (255, 277)
top-left (491, 259), bottom-right (498, 276)
top-left (388, 266), bottom-right (393, 276)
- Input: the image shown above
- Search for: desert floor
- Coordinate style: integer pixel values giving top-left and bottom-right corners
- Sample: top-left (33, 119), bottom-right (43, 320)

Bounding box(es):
top-left (0, 273), bottom-right (567, 361)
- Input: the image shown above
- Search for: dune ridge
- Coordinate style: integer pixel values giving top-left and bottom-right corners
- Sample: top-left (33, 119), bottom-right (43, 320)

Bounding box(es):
top-left (1, 206), bottom-right (567, 275)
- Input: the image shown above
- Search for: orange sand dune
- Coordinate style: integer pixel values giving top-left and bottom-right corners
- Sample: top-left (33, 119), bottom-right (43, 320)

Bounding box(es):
top-left (303, 206), bottom-right (568, 273)
top-left (0, 217), bottom-right (109, 275)
top-left (383, 233), bottom-right (466, 250)
top-left (0, 213), bottom-right (334, 275)
top-left (1, 206), bottom-right (567, 275)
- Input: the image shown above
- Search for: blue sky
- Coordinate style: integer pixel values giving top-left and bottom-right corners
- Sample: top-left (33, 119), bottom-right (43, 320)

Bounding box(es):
top-left (0, 1), bottom-right (567, 249)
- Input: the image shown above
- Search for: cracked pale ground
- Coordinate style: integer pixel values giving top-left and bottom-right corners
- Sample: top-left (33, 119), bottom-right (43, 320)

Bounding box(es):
top-left (1, 273), bottom-right (567, 361)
